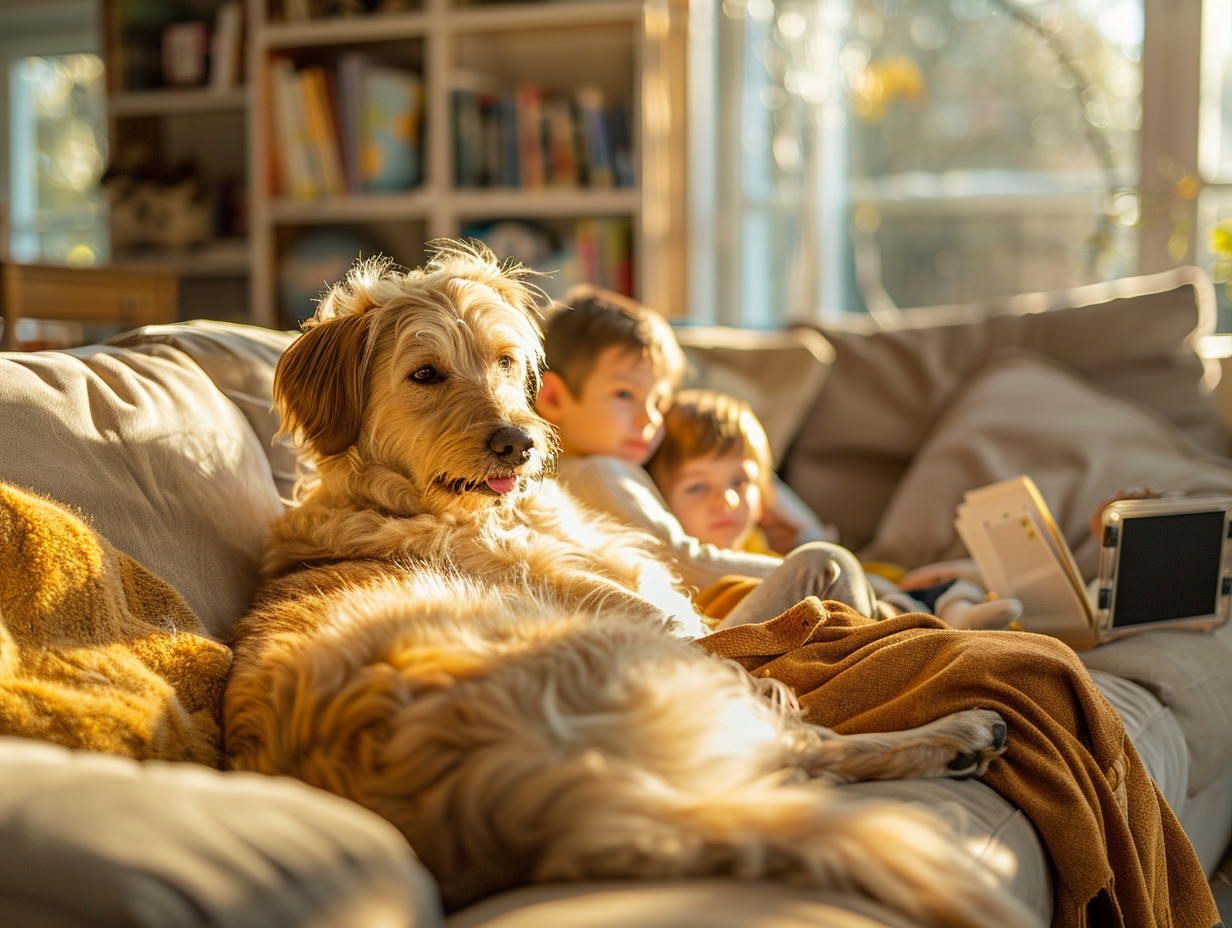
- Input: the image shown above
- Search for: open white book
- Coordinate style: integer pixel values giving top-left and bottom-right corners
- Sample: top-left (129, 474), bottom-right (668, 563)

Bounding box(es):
top-left (954, 476), bottom-right (1098, 648)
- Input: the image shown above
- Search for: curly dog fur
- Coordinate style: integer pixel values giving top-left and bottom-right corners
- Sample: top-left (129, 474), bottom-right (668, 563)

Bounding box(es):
top-left (223, 240), bottom-right (1035, 927)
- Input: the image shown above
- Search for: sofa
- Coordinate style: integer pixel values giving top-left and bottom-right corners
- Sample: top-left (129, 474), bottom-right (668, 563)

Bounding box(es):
top-left (1, 264), bottom-right (1229, 927)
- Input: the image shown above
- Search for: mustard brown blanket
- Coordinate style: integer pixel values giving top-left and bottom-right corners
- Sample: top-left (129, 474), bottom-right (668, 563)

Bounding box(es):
top-left (0, 481), bottom-right (231, 766)
top-left (698, 597), bottom-right (1219, 928)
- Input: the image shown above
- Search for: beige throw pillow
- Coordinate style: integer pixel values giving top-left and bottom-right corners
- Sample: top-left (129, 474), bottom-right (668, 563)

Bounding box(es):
top-left (675, 325), bottom-right (834, 467)
top-left (783, 267), bottom-right (1224, 551)
top-left (109, 320), bottom-right (303, 500)
top-left (860, 351), bottom-right (1232, 579)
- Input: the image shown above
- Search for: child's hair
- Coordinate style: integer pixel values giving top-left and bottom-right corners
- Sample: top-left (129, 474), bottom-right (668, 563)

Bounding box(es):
top-left (646, 389), bottom-right (774, 495)
top-left (542, 285), bottom-right (686, 396)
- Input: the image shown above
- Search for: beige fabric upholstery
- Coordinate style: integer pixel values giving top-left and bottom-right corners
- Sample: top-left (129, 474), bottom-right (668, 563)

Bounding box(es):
top-left (0, 342), bottom-right (284, 639)
top-left (675, 325), bottom-right (834, 467)
top-left (0, 737), bottom-right (442, 928)
top-left (109, 321), bottom-right (303, 501)
top-left (448, 883), bottom-right (951, 928)
top-left (448, 776), bottom-right (1053, 928)
top-left (784, 267), bottom-right (1224, 550)
top-left (1087, 670), bottom-right (1189, 812)
top-left (1082, 616), bottom-right (1232, 794)
top-left (860, 352), bottom-right (1232, 579)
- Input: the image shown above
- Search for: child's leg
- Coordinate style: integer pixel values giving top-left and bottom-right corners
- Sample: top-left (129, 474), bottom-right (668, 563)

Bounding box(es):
top-left (715, 542), bottom-right (880, 629)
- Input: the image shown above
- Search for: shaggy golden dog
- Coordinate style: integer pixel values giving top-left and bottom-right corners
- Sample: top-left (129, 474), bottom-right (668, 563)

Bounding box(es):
top-left (223, 241), bottom-right (1034, 928)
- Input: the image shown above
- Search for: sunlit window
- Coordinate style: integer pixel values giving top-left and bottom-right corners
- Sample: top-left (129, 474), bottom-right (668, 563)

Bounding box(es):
top-left (8, 52), bottom-right (108, 267)
top-left (694, 0), bottom-right (1232, 328)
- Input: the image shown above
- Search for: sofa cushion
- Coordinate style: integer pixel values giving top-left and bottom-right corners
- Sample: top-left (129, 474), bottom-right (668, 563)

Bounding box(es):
top-left (1086, 670), bottom-right (1189, 812)
top-left (1082, 617), bottom-right (1232, 795)
top-left (109, 321), bottom-right (303, 501)
top-left (0, 342), bottom-right (283, 639)
top-left (0, 736), bottom-right (442, 928)
top-left (674, 325), bottom-right (835, 467)
top-left (860, 351), bottom-right (1232, 580)
top-left (448, 778), bottom-right (1050, 928)
top-left (784, 267), bottom-right (1224, 550)
top-left (448, 882), bottom-right (922, 928)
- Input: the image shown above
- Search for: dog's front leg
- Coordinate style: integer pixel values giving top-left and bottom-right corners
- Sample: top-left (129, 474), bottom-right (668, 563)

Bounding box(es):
top-left (787, 708), bottom-right (1009, 782)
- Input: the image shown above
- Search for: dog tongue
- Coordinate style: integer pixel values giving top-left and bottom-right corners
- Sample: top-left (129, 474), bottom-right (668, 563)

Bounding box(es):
top-left (486, 475), bottom-right (517, 494)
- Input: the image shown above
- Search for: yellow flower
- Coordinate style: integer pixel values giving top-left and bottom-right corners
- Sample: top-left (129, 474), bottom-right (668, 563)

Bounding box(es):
top-left (1210, 218), bottom-right (1232, 258)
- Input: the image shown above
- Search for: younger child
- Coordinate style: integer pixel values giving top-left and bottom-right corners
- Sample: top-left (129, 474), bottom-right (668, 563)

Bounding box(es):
top-left (645, 388), bottom-right (1023, 630)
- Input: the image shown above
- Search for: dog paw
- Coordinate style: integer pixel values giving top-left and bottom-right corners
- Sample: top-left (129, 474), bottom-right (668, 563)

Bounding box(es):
top-left (937, 708), bottom-right (1008, 779)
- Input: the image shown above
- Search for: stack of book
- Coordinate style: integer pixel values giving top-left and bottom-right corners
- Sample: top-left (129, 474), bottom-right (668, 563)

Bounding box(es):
top-left (451, 80), bottom-right (633, 190)
top-left (270, 55), bottom-right (424, 201)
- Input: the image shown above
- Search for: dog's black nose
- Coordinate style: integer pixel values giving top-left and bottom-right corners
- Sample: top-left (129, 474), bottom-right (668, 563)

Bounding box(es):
top-left (488, 426), bottom-right (535, 464)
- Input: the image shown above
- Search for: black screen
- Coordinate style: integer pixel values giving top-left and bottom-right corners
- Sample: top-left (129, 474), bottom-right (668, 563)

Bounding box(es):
top-left (1112, 511), bottom-right (1227, 627)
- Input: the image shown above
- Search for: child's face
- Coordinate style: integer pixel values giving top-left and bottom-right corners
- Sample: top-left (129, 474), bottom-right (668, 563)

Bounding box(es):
top-left (664, 449), bottom-right (764, 550)
top-left (554, 346), bottom-right (675, 465)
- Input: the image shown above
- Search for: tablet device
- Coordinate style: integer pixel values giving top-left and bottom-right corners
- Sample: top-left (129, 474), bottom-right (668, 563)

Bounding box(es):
top-left (1095, 495), bottom-right (1232, 640)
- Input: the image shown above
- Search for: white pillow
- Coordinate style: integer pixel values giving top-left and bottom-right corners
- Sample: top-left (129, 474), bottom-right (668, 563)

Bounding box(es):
top-left (861, 351), bottom-right (1232, 579)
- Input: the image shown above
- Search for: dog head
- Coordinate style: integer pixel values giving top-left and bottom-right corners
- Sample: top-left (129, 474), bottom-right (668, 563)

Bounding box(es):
top-left (274, 239), bottom-right (556, 516)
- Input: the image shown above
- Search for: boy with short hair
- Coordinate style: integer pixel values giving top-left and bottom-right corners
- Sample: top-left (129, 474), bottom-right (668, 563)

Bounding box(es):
top-left (536, 288), bottom-right (686, 463)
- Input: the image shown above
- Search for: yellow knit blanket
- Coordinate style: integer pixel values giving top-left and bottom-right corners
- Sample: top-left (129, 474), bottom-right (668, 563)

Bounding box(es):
top-left (0, 481), bottom-right (231, 766)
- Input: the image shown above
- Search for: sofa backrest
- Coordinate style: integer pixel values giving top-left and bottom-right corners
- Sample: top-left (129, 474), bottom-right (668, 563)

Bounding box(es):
top-left (781, 266), bottom-right (1227, 553)
top-left (0, 323), bottom-right (291, 640)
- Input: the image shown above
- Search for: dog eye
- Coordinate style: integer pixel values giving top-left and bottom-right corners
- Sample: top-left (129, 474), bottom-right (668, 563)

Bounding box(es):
top-left (410, 365), bottom-right (445, 384)
top-left (497, 355), bottom-right (515, 371)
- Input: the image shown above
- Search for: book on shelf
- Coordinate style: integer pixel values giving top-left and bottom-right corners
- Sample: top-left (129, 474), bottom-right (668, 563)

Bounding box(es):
top-left (356, 61), bottom-right (424, 192)
top-left (452, 82), bottom-right (490, 187)
top-left (209, 2), bottom-right (244, 89)
top-left (574, 84), bottom-right (615, 189)
top-left (514, 83), bottom-right (546, 190)
top-left (270, 57), bottom-right (319, 200)
top-left (573, 217), bottom-right (634, 295)
top-left (301, 65), bottom-right (348, 198)
top-left (463, 218), bottom-right (635, 300)
top-left (271, 56), bottom-right (423, 201)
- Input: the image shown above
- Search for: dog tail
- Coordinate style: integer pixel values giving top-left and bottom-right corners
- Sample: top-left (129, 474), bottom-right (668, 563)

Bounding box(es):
top-left (530, 759), bottom-right (1040, 928)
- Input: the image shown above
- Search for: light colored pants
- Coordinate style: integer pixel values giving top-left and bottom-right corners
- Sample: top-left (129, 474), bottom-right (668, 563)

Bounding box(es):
top-left (715, 541), bottom-right (880, 630)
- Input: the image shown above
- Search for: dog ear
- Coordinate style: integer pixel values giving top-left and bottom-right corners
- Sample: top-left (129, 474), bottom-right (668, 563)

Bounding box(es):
top-left (275, 312), bottom-right (372, 456)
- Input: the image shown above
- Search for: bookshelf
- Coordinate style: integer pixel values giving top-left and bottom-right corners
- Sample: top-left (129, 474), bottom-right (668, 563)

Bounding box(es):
top-left (102, 0), bottom-right (251, 322)
top-left (246, 0), bottom-right (687, 329)
top-left (102, 0), bottom-right (687, 329)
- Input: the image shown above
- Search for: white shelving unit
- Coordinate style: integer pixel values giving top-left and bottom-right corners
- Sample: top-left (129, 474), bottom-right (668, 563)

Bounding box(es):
top-left (105, 0), bottom-right (688, 329)
top-left (247, 0), bottom-right (686, 328)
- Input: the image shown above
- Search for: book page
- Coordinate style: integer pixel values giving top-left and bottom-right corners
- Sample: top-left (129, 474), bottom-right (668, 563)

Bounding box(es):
top-left (955, 476), bottom-right (1096, 648)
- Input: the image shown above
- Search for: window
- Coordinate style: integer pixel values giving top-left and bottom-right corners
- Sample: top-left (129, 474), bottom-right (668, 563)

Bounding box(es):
top-left (0, 1), bottom-right (106, 267)
top-left (691, 0), bottom-right (1232, 328)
